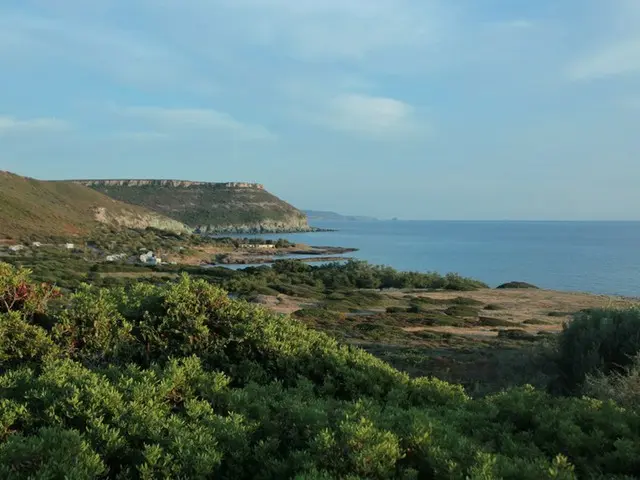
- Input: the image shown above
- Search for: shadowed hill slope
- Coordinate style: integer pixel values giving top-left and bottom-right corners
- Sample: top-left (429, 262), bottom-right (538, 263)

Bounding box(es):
top-left (73, 179), bottom-right (312, 233)
top-left (0, 172), bottom-right (189, 240)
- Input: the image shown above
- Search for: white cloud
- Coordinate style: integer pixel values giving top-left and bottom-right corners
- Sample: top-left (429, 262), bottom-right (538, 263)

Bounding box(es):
top-left (146, 0), bottom-right (453, 64)
top-left (117, 106), bottom-right (276, 141)
top-left (566, 1), bottom-right (640, 81)
top-left (567, 39), bottom-right (640, 81)
top-left (312, 94), bottom-right (428, 139)
top-left (0, 115), bottom-right (70, 135)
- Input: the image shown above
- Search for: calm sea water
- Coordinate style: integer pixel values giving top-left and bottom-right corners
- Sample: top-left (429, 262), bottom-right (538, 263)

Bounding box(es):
top-left (236, 221), bottom-right (640, 297)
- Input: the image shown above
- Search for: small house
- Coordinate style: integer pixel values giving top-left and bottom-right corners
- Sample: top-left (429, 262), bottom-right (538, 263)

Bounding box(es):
top-left (139, 251), bottom-right (161, 265)
top-left (9, 245), bottom-right (25, 252)
top-left (32, 242), bottom-right (42, 247)
top-left (64, 243), bottom-right (75, 250)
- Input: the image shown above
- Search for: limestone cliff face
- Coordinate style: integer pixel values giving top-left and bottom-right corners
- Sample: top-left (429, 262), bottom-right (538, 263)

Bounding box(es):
top-left (74, 179), bottom-right (312, 234)
top-left (93, 207), bottom-right (191, 234)
top-left (195, 216), bottom-right (312, 234)
top-left (77, 180), bottom-right (265, 189)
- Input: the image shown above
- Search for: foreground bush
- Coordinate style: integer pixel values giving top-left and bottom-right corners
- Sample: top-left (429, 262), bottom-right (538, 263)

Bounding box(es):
top-left (0, 262), bottom-right (639, 479)
top-left (584, 353), bottom-right (640, 410)
top-left (556, 307), bottom-right (640, 392)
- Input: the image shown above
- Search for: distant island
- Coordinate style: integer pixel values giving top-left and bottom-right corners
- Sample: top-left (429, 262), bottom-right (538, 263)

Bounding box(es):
top-left (304, 210), bottom-right (379, 222)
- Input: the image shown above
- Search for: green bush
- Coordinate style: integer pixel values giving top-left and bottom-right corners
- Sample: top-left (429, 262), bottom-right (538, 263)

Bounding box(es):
top-left (0, 312), bottom-right (56, 370)
top-left (556, 308), bottom-right (640, 392)
top-left (444, 305), bottom-right (480, 318)
top-left (478, 316), bottom-right (516, 327)
top-left (484, 304), bottom-right (505, 311)
top-left (524, 318), bottom-right (551, 325)
top-left (450, 297), bottom-right (484, 306)
top-left (497, 329), bottom-right (538, 341)
top-left (584, 354), bottom-right (640, 410)
top-left (386, 306), bottom-right (408, 314)
top-left (496, 281), bottom-right (539, 290)
top-left (1, 262), bottom-right (640, 479)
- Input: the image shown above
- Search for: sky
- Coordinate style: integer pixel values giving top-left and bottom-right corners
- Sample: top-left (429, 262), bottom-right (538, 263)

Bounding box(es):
top-left (0, 0), bottom-right (639, 220)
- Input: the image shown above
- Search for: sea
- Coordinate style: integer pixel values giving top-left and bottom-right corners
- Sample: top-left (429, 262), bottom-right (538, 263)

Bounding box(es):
top-left (226, 221), bottom-right (640, 297)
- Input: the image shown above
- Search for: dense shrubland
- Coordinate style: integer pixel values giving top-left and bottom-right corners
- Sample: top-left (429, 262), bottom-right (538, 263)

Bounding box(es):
top-left (1, 262), bottom-right (640, 478)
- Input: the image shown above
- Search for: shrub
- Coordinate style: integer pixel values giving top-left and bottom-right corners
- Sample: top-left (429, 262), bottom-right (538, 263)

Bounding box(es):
top-left (478, 316), bottom-right (516, 327)
top-left (2, 262), bottom-right (640, 479)
top-left (386, 306), bottom-right (408, 314)
top-left (584, 354), bottom-right (640, 410)
top-left (496, 281), bottom-right (539, 289)
top-left (444, 305), bottom-right (480, 318)
top-left (497, 329), bottom-right (538, 341)
top-left (450, 297), bottom-right (484, 306)
top-left (0, 263), bottom-right (61, 317)
top-left (484, 304), bottom-right (505, 311)
top-left (0, 312), bottom-right (56, 370)
top-left (556, 308), bottom-right (640, 392)
top-left (524, 318), bottom-right (551, 325)
top-left (0, 427), bottom-right (106, 479)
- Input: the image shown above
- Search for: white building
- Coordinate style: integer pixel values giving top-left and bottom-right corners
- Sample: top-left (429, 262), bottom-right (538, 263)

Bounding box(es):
top-left (9, 245), bottom-right (25, 252)
top-left (139, 251), bottom-right (161, 265)
top-left (239, 244), bottom-right (275, 249)
top-left (106, 253), bottom-right (127, 262)
top-left (32, 242), bottom-right (42, 247)
top-left (64, 243), bottom-right (75, 250)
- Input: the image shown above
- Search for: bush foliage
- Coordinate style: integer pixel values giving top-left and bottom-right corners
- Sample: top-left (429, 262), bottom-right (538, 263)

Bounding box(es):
top-left (1, 262), bottom-right (639, 479)
top-left (556, 307), bottom-right (640, 392)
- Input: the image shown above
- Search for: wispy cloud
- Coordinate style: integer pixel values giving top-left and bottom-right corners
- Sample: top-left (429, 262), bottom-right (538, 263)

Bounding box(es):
top-left (116, 106), bottom-right (276, 141)
top-left (0, 10), bottom-right (212, 92)
top-left (147, 0), bottom-right (453, 65)
top-left (566, 0), bottom-right (640, 82)
top-left (0, 115), bottom-right (70, 135)
top-left (311, 94), bottom-right (429, 139)
top-left (567, 39), bottom-right (640, 81)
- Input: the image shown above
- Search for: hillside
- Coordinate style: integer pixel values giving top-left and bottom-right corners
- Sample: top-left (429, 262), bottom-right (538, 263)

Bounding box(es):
top-left (0, 172), bottom-right (189, 240)
top-left (304, 209), bottom-right (378, 222)
top-left (74, 179), bottom-right (312, 233)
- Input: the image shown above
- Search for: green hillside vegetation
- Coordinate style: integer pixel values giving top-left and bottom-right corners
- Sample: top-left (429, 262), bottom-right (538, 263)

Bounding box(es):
top-left (77, 180), bottom-right (311, 233)
top-left (1, 261), bottom-right (640, 479)
top-left (0, 172), bottom-right (188, 241)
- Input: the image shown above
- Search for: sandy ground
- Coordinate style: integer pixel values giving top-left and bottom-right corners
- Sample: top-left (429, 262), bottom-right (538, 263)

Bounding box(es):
top-left (260, 288), bottom-right (639, 336)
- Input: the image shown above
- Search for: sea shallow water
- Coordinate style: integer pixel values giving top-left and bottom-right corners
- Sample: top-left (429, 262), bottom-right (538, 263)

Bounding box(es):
top-left (222, 221), bottom-right (640, 297)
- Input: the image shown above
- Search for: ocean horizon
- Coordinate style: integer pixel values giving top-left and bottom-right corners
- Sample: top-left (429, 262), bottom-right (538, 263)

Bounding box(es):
top-left (233, 220), bottom-right (640, 297)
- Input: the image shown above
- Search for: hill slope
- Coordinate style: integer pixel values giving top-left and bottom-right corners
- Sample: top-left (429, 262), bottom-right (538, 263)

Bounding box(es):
top-left (0, 172), bottom-right (189, 240)
top-left (74, 179), bottom-right (312, 233)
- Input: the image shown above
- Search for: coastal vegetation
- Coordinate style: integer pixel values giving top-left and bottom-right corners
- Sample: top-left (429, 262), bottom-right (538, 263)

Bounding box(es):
top-left (1, 261), bottom-right (640, 478)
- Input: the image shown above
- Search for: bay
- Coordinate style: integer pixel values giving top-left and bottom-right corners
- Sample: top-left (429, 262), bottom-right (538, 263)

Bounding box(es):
top-left (232, 220), bottom-right (640, 296)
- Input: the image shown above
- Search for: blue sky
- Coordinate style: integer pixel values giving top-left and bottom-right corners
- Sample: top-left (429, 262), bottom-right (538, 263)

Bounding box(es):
top-left (0, 0), bottom-right (639, 220)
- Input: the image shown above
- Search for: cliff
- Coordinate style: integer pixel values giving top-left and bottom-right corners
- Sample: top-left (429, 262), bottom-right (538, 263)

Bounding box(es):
top-left (72, 179), bottom-right (312, 234)
top-left (0, 172), bottom-right (190, 240)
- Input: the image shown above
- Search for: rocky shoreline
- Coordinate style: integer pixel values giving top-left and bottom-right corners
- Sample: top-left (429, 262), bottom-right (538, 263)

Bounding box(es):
top-left (210, 245), bottom-right (358, 266)
top-left (213, 255), bottom-right (352, 265)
